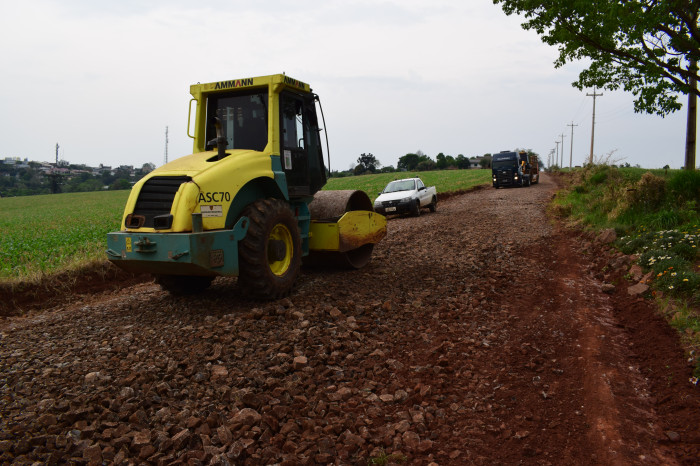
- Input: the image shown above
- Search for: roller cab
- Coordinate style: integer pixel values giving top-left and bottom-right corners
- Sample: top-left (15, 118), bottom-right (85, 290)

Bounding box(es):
top-left (107, 74), bottom-right (386, 298)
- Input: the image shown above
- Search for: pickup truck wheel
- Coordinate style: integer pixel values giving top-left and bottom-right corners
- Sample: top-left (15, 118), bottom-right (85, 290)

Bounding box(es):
top-left (154, 275), bottom-right (214, 295)
top-left (428, 196), bottom-right (437, 212)
top-left (238, 198), bottom-right (302, 299)
top-left (412, 200), bottom-right (421, 217)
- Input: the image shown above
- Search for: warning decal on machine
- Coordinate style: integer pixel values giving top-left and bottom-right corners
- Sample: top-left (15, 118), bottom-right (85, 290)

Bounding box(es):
top-left (201, 205), bottom-right (223, 217)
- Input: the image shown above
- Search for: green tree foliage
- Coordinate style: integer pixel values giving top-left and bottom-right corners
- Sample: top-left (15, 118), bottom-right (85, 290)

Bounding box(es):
top-left (479, 155), bottom-right (493, 169)
top-left (398, 152), bottom-right (433, 171)
top-left (354, 153), bottom-right (381, 175)
top-left (493, 0), bottom-right (699, 114)
top-left (455, 154), bottom-right (471, 169)
top-left (416, 159), bottom-right (437, 171)
top-left (436, 153), bottom-right (457, 169)
top-left (110, 179), bottom-right (132, 190)
top-left (494, 0), bottom-right (699, 168)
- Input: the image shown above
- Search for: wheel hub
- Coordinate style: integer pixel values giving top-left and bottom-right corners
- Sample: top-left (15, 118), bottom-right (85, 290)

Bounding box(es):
top-left (267, 239), bottom-right (287, 262)
top-left (268, 223), bottom-right (293, 276)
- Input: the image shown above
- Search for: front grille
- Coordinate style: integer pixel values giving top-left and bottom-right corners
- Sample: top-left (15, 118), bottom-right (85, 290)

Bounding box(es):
top-left (132, 176), bottom-right (191, 228)
top-left (382, 200), bottom-right (401, 207)
top-left (497, 170), bottom-right (513, 184)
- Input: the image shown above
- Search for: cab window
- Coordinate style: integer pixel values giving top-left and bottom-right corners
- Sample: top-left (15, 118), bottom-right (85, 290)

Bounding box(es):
top-left (205, 91), bottom-right (268, 152)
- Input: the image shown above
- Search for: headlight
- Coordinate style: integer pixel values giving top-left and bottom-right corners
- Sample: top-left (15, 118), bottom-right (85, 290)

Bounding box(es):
top-left (514, 175), bottom-right (519, 180)
top-left (401, 197), bottom-right (411, 203)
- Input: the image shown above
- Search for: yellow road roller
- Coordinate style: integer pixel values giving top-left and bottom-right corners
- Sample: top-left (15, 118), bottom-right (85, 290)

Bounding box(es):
top-left (107, 74), bottom-right (386, 298)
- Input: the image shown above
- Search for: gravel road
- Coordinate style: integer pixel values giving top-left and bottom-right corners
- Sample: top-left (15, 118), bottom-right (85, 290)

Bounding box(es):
top-left (1, 173), bottom-right (698, 465)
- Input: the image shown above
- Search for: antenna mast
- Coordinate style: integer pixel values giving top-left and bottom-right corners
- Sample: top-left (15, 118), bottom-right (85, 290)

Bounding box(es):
top-left (164, 126), bottom-right (169, 165)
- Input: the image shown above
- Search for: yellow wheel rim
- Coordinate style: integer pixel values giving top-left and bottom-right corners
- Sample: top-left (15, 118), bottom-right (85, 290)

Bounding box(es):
top-left (268, 223), bottom-right (293, 276)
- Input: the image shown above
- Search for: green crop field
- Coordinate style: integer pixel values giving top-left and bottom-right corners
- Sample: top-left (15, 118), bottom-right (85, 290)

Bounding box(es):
top-left (0, 191), bottom-right (129, 281)
top-left (0, 169), bottom-right (491, 282)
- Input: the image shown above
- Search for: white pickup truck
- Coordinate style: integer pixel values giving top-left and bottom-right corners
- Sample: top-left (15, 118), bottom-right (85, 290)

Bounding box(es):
top-left (373, 177), bottom-right (437, 216)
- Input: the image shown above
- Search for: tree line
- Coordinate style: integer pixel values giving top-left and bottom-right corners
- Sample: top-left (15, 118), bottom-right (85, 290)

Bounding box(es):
top-left (0, 162), bottom-right (155, 197)
top-left (336, 151), bottom-right (495, 177)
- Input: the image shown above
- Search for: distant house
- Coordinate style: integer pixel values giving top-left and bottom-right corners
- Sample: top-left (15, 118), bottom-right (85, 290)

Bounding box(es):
top-left (94, 164), bottom-right (114, 175)
top-left (469, 157), bottom-right (485, 168)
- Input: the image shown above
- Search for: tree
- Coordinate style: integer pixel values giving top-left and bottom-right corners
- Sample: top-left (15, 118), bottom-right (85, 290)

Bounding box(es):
top-left (110, 179), bottom-right (131, 190)
top-left (416, 159), bottom-right (437, 171)
top-left (398, 152), bottom-right (432, 171)
top-left (355, 153), bottom-right (380, 174)
top-left (436, 153), bottom-right (457, 169)
top-left (397, 153), bottom-right (421, 171)
top-left (493, 0), bottom-right (699, 170)
top-left (479, 155), bottom-right (492, 169)
top-left (456, 154), bottom-right (471, 169)
top-left (436, 153), bottom-right (447, 169)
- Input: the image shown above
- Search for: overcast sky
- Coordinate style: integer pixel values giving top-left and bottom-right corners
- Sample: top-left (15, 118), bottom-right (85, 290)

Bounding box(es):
top-left (0, 0), bottom-right (694, 171)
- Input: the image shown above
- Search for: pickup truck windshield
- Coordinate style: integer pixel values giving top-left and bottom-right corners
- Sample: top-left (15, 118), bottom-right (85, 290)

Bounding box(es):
top-left (384, 180), bottom-right (416, 193)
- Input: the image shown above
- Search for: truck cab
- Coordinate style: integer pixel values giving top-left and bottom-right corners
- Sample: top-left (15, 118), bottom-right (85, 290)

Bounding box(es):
top-left (492, 151), bottom-right (530, 188)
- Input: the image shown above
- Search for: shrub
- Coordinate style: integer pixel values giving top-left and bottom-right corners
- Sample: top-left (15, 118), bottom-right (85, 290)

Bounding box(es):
top-left (588, 166), bottom-right (609, 185)
top-left (626, 172), bottom-right (666, 210)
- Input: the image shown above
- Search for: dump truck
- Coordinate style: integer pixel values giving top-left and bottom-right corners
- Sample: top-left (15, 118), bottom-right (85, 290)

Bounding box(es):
top-left (106, 74), bottom-right (386, 298)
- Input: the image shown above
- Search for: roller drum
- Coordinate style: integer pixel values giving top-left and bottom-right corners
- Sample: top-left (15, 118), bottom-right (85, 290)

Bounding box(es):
top-left (306, 190), bottom-right (379, 269)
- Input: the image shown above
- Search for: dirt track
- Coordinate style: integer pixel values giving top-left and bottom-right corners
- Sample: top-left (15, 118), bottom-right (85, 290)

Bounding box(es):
top-left (1, 173), bottom-right (698, 465)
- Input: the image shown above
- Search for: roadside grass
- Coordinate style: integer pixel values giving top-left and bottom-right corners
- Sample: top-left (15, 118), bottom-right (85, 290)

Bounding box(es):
top-left (0, 191), bottom-right (129, 282)
top-left (367, 449), bottom-right (407, 465)
top-left (1, 170), bottom-right (492, 283)
top-left (552, 165), bottom-right (700, 378)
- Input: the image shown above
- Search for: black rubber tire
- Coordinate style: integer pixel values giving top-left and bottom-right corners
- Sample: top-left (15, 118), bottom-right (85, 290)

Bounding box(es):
top-left (238, 198), bottom-right (301, 299)
top-left (154, 275), bottom-right (214, 295)
top-left (412, 200), bottom-right (421, 217)
top-left (428, 196), bottom-right (437, 213)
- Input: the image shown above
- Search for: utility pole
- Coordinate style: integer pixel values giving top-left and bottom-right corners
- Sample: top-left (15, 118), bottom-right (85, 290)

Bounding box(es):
top-left (554, 141), bottom-right (560, 168)
top-left (567, 121), bottom-right (578, 168)
top-left (48, 143), bottom-right (62, 194)
top-left (686, 58), bottom-right (697, 170)
top-left (164, 126), bottom-right (169, 165)
top-left (560, 133), bottom-right (566, 168)
top-left (586, 88), bottom-right (603, 165)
